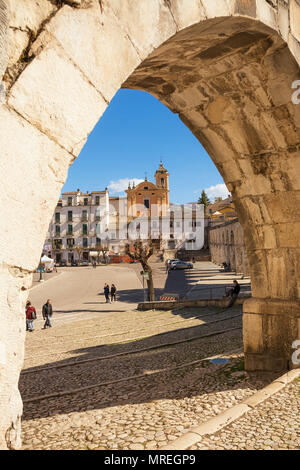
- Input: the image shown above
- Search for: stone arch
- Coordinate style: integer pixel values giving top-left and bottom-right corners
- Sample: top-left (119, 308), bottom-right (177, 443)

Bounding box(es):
top-left (1, 0), bottom-right (300, 449)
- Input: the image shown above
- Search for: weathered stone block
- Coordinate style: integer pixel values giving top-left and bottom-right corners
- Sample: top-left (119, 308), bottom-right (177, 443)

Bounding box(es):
top-left (201, 0), bottom-right (233, 18)
top-left (8, 42), bottom-right (107, 155)
top-left (0, 105), bottom-right (73, 271)
top-left (290, 0), bottom-right (300, 44)
top-left (43, 3), bottom-right (141, 102)
top-left (106, 0), bottom-right (177, 60)
top-left (277, 0), bottom-right (289, 42)
top-left (243, 312), bottom-right (264, 353)
top-left (168, 0), bottom-right (206, 30)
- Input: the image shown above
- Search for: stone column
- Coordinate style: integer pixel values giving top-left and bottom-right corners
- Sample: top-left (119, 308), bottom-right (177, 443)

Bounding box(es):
top-left (243, 241), bottom-right (300, 371)
top-left (244, 298), bottom-right (300, 371)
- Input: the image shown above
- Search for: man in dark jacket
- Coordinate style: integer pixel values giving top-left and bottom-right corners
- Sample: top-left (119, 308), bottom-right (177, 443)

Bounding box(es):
top-left (42, 299), bottom-right (53, 329)
top-left (104, 283), bottom-right (110, 303)
top-left (226, 280), bottom-right (240, 308)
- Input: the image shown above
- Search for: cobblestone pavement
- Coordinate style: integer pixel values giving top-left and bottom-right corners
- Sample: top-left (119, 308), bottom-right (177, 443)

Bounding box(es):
top-left (21, 266), bottom-right (298, 451)
top-left (188, 379), bottom-right (300, 450)
top-left (21, 302), bottom-right (287, 450)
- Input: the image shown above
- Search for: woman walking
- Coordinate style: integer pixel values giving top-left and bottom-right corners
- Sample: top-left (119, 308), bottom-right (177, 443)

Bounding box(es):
top-left (111, 284), bottom-right (117, 302)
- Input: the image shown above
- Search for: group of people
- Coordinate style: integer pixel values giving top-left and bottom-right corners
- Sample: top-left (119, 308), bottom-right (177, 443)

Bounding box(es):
top-left (103, 283), bottom-right (117, 303)
top-left (25, 299), bottom-right (53, 332)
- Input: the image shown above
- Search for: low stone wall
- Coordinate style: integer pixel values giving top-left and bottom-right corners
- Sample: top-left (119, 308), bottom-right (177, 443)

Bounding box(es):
top-left (208, 220), bottom-right (249, 276)
top-left (137, 297), bottom-right (249, 311)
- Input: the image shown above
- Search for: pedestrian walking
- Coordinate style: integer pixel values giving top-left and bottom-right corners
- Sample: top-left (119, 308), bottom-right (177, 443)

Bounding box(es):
top-left (226, 280), bottom-right (240, 308)
top-left (26, 300), bottom-right (37, 332)
top-left (42, 299), bottom-right (53, 329)
top-left (111, 284), bottom-right (117, 302)
top-left (104, 283), bottom-right (110, 303)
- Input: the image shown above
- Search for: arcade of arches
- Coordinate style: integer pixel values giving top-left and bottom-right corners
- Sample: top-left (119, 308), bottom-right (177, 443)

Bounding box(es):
top-left (0, 0), bottom-right (300, 449)
top-left (209, 220), bottom-right (250, 276)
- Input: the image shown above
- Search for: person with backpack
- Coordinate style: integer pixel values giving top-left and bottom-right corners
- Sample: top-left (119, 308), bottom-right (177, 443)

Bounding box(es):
top-left (104, 283), bottom-right (110, 303)
top-left (26, 301), bottom-right (37, 332)
top-left (111, 284), bottom-right (117, 302)
top-left (42, 299), bottom-right (53, 329)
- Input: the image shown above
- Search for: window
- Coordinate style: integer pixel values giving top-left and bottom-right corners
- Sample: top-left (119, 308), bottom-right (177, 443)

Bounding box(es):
top-left (55, 212), bottom-right (60, 223)
top-left (95, 196), bottom-right (100, 205)
top-left (68, 197), bottom-right (72, 206)
top-left (82, 210), bottom-right (88, 221)
top-left (67, 224), bottom-right (73, 235)
top-left (82, 224), bottom-right (88, 235)
top-left (96, 237), bottom-right (101, 246)
top-left (144, 199), bottom-right (150, 209)
top-left (67, 238), bottom-right (74, 247)
top-left (54, 239), bottom-right (62, 249)
top-left (83, 238), bottom-right (88, 248)
top-left (55, 225), bottom-right (60, 236)
top-left (57, 201), bottom-right (62, 207)
top-left (95, 209), bottom-right (100, 221)
top-left (68, 211), bottom-right (73, 222)
top-left (170, 221), bottom-right (174, 228)
top-left (84, 198), bottom-right (88, 206)
top-left (161, 178), bottom-right (165, 187)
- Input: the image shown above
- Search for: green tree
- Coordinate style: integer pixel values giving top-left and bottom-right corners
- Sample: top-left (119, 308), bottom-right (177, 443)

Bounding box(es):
top-left (198, 190), bottom-right (210, 207)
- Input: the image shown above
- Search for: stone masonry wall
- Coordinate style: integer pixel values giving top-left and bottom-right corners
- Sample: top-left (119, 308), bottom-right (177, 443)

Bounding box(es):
top-left (209, 219), bottom-right (250, 276)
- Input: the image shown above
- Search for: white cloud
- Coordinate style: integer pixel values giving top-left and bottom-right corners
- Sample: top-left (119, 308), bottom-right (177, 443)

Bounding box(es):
top-left (108, 178), bottom-right (144, 194)
top-left (205, 183), bottom-right (230, 201)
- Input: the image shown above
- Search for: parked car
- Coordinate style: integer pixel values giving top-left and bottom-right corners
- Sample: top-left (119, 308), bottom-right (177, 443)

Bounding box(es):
top-left (171, 260), bottom-right (193, 270)
top-left (59, 260), bottom-right (67, 267)
top-left (71, 260), bottom-right (79, 267)
top-left (166, 258), bottom-right (180, 267)
top-left (81, 260), bottom-right (89, 266)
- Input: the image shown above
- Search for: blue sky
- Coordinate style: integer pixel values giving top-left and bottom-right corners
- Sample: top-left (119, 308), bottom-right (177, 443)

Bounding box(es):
top-left (62, 89), bottom-right (228, 204)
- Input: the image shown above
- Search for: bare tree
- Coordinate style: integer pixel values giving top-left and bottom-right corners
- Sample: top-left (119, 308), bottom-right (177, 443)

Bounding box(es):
top-left (125, 240), bottom-right (154, 301)
top-left (99, 244), bottom-right (109, 264)
top-left (74, 245), bottom-right (83, 263)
